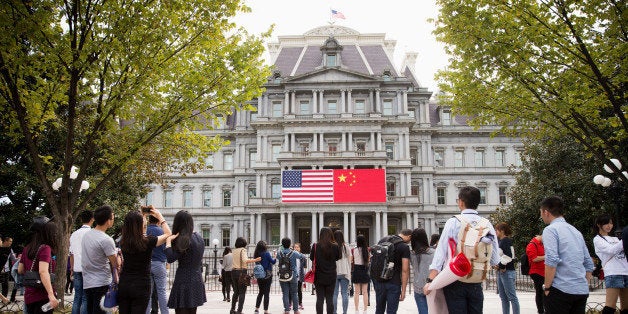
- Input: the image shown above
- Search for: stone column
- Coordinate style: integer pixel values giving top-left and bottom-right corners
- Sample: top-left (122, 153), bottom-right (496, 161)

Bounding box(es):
top-left (382, 212), bottom-right (388, 236)
top-left (402, 91), bottom-right (408, 114)
top-left (284, 91), bottom-right (290, 114)
top-left (250, 213), bottom-right (256, 243)
top-left (256, 214), bottom-right (262, 242)
top-left (340, 89), bottom-right (346, 113)
top-left (291, 91), bottom-right (296, 114)
top-left (348, 133), bottom-right (353, 151)
top-left (318, 212), bottom-right (325, 233)
top-left (406, 212), bottom-right (412, 229)
top-left (312, 90), bottom-right (318, 114)
top-left (319, 90), bottom-right (325, 112)
top-left (257, 136), bottom-right (262, 162)
top-left (341, 133), bottom-right (346, 151)
top-left (343, 211), bottom-right (349, 241)
top-left (291, 134), bottom-right (296, 152)
top-left (311, 212), bottom-right (317, 244)
top-left (370, 132), bottom-right (375, 151)
top-left (320, 133), bottom-right (325, 151)
top-left (369, 89), bottom-right (374, 113)
top-left (257, 97), bottom-right (263, 117)
top-left (233, 220), bottom-right (239, 240)
top-left (347, 90), bottom-right (353, 113)
top-left (313, 133), bottom-right (317, 152)
top-left (375, 89), bottom-right (381, 112)
top-left (376, 132), bottom-right (382, 150)
top-left (375, 212), bottom-right (381, 241)
top-left (350, 212), bottom-right (356, 244)
top-left (280, 212), bottom-right (285, 240)
top-left (287, 212), bottom-right (293, 240)
top-left (397, 90), bottom-right (403, 114)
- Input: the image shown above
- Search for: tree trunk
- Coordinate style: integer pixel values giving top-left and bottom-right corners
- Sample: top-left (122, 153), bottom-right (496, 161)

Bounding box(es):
top-left (53, 207), bottom-right (74, 308)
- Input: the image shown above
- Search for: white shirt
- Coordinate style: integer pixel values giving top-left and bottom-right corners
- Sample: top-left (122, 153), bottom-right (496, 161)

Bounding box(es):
top-left (69, 225), bottom-right (91, 272)
top-left (593, 235), bottom-right (627, 276)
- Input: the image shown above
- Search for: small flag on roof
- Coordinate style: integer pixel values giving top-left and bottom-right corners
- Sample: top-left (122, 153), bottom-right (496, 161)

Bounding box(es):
top-left (331, 9), bottom-right (346, 19)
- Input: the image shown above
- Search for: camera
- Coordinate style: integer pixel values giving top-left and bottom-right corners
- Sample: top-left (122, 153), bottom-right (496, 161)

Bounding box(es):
top-left (141, 206), bottom-right (152, 213)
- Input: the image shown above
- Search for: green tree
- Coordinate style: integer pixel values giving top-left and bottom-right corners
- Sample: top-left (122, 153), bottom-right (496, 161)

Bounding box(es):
top-left (0, 0), bottom-right (271, 300)
top-left (433, 0), bottom-right (627, 177)
top-left (491, 137), bottom-right (608, 255)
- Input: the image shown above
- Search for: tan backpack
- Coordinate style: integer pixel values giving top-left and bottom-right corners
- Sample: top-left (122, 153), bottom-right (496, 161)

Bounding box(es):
top-left (454, 215), bottom-right (493, 283)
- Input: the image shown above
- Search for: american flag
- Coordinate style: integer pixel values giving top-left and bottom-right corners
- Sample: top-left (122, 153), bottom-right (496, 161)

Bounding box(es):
top-left (281, 170), bottom-right (334, 203)
top-left (331, 9), bottom-right (346, 19)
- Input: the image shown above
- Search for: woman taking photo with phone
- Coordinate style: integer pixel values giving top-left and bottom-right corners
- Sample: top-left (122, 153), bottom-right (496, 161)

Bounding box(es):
top-left (311, 227), bottom-right (341, 314)
top-left (117, 206), bottom-right (171, 314)
top-left (593, 214), bottom-right (628, 314)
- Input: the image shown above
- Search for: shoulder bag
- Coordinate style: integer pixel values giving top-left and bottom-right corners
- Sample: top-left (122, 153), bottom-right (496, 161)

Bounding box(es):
top-left (304, 244), bottom-right (316, 284)
top-left (101, 265), bottom-right (118, 310)
top-left (238, 249), bottom-right (252, 286)
top-left (23, 245), bottom-right (56, 289)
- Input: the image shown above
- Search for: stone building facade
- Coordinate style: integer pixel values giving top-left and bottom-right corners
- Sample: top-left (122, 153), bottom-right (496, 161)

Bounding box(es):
top-left (147, 25), bottom-right (522, 253)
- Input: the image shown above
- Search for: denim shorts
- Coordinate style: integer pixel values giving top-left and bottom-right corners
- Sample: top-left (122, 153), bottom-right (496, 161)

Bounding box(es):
top-left (605, 275), bottom-right (628, 289)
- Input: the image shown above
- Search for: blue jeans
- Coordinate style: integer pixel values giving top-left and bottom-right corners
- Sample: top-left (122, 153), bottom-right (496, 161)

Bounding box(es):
top-left (71, 272), bottom-right (87, 314)
top-left (442, 281), bottom-right (483, 314)
top-left (372, 280), bottom-right (401, 314)
top-left (280, 280), bottom-right (299, 312)
top-left (146, 261), bottom-right (169, 314)
top-left (333, 276), bottom-right (350, 314)
top-left (414, 292), bottom-right (428, 314)
top-left (498, 270), bottom-right (520, 314)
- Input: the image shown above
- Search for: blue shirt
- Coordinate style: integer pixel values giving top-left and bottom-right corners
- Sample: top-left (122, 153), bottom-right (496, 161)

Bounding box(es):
top-left (259, 251), bottom-right (276, 271)
top-left (429, 209), bottom-right (500, 271)
top-left (543, 217), bottom-right (594, 295)
top-left (146, 224), bottom-right (166, 262)
top-left (278, 247), bottom-right (304, 282)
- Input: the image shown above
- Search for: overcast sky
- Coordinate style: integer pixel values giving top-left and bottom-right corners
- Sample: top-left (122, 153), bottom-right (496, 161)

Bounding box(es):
top-left (234, 0), bottom-right (449, 92)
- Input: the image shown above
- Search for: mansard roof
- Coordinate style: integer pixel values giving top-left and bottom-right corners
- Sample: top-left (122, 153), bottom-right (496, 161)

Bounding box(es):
top-left (270, 26), bottom-right (400, 79)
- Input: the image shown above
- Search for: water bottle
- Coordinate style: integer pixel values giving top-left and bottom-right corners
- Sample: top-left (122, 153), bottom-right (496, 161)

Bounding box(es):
top-left (41, 299), bottom-right (59, 312)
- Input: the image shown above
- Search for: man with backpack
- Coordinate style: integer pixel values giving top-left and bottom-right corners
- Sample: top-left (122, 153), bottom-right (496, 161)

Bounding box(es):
top-left (277, 237), bottom-right (303, 314)
top-left (370, 229), bottom-right (412, 314)
top-left (424, 186), bottom-right (500, 314)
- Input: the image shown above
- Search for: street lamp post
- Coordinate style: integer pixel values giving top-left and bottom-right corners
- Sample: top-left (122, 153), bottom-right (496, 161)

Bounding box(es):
top-left (52, 165), bottom-right (90, 193)
top-left (593, 158), bottom-right (627, 236)
top-left (211, 238), bottom-right (219, 275)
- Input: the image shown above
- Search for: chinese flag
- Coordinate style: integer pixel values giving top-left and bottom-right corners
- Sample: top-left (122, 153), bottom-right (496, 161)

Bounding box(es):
top-left (333, 169), bottom-right (386, 203)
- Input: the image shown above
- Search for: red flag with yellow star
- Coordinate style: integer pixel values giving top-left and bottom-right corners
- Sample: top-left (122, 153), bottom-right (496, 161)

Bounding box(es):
top-left (333, 169), bottom-right (386, 203)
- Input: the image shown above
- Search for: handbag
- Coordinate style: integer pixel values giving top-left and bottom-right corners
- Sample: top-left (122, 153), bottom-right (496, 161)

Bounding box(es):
top-left (23, 245), bottom-right (56, 289)
top-left (237, 249), bottom-right (251, 286)
top-left (101, 266), bottom-right (118, 310)
top-left (304, 244), bottom-right (316, 284)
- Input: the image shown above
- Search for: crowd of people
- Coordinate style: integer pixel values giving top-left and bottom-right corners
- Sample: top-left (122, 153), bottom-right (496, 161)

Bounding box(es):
top-left (0, 186), bottom-right (626, 314)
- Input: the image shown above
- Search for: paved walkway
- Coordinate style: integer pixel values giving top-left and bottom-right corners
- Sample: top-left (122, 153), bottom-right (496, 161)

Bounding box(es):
top-left (195, 290), bottom-right (607, 313)
top-left (4, 289), bottom-right (606, 313)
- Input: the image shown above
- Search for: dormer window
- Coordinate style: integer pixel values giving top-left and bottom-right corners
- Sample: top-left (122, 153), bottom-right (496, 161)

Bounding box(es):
top-left (382, 69), bottom-right (392, 81)
top-left (326, 54), bottom-right (337, 66)
top-left (272, 71), bottom-right (282, 83)
top-left (320, 36), bottom-right (343, 68)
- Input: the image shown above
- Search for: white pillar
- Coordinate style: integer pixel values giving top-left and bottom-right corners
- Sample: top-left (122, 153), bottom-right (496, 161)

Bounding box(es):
top-left (341, 133), bottom-right (346, 151)
top-left (319, 212), bottom-right (325, 232)
top-left (370, 132), bottom-right (375, 151)
top-left (414, 213), bottom-right (419, 230)
top-left (255, 175), bottom-right (260, 197)
top-left (320, 133), bottom-right (325, 151)
top-left (312, 90), bottom-right (318, 114)
top-left (348, 133), bottom-right (353, 151)
top-left (291, 91), bottom-right (296, 114)
top-left (313, 133), bottom-right (317, 152)
top-left (311, 212), bottom-right (317, 244)
top-left (375, 212), bottom-right (381, 241)
top-left (291, 134), bottom-right (296, 152)
top-left (233, 220), bottom-right (239, 240)
top-left (376, 132), bottom-right (382, 150)
top-left (284, 91), bottom-right (290, 114)
top-left (284, 134), bottom-right (289, 151)
top-left (256, 214), bottom-right (262, 242)
top-left (406, 212), bottom-right (412, 229)
top-left (403, 91), bottom-right (408, 114)
top-left (350, 212), bottom-right (356, 244)
top-left (280, 212), bottom-right (285, 240)
top-left (375, 89), bottom-right (381, 112)
top-left (343, 211), bottom-right (349, 241)
top-left (397, 90), bottom-right (403, 114)
top-left (287, 212), bottom-right (293, 240)
top-left (319, 90), bottom-right (325, 112)
top-left (340, 89), bottom-right (346, 113)
top-left (369, 89), bottom-right (374, 112)
top-left (250, 213), bottom-right (256, 243)
top-left (382, 212), bottom-right (388, 236)
top-left (347, 90), bottom-right (352, 113)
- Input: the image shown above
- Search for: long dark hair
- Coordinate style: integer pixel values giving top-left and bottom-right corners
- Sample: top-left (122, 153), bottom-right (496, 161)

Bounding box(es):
top-left (222, 247), bottom-right (232, 256)
top-left (594, 214), bottom-right (614, 236)
top-left (356, 234), bottom-right (368, 263)
top-left (27, 221), bottom-right (58, 259)
top-left (253, 241), bottom-right (267, 258)
top-left (411, 228), bottom-right (429, 254)
top-left (317, 227), bottom-right (336, 259)
top-left (172, 210), bottom-right (194, 253)
top-left (334, 230), bottom-right (347, 256)
top-left (120, 211), bottom-right (148, 254)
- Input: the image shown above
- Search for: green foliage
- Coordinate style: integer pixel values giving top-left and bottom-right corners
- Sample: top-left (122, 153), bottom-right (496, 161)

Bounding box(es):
top-left (0, 0), bottom-right (271, 299)
top-left (490, 137), bottom-right (609, 255)
top-left (433, 0), bottom-right (628, 173)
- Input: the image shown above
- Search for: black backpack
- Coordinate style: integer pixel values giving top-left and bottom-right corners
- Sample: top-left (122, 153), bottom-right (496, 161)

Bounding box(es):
top-left (277, 250), bottom-right (294, 282)
top-left (369, 235), bottom-right (403, 281)
top-left (520, 242), bottom-right (536, 276)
